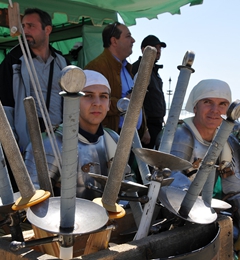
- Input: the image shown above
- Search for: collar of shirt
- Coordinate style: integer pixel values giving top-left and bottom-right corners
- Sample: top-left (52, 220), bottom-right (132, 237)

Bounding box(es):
top-left (78, 124), bottom-right (104, 143)
top-left (121, 60), bottom-right (134, 97)
top-left (113, 56), bottom-right (134, 97)
top-left (113, 57), bottom-right (142, 130)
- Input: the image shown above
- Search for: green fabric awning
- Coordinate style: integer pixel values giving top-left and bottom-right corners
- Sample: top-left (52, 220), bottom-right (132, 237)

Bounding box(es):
top-left (0, 0), bottom-right (203, 62)
top-left (0, 0), bottom-right (203, 26)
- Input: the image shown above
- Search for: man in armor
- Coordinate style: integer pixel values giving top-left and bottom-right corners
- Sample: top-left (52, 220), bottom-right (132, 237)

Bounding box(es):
top-left (156, 79), bottom-right (240, 248)
top-left (24, 70), bottom-right (130, 200)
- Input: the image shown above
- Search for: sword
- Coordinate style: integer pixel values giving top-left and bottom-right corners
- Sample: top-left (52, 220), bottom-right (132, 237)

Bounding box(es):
top-left (0, 145), bottom-right (23, 242)
top-left (0, 101), bottom-right (50, 211)
top-left (117, 97), bottom-right (151, 186)
top-left (0, 144), bottom-right (14, 205)
top-left (96, 46), bottom-right (156, 216)
top-left (117, 97), bottom-right (150, 227)
top-left (0, 100), bottom-right (50, 242)
top-left (24, 96), bottom-right (54, 196)
top-left (58, 66), bottom-right (85, 259)
top-left (158, 51), bottom-right (195, 153)
top-left (24, 96), bottom-right (61, 256)
top-left (134, 51), bottom-right (195, 240)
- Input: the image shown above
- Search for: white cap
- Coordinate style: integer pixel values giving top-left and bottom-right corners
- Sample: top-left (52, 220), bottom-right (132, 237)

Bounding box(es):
top-left (83, 70), bottom-right (111, 92)
top-left (185, 79), bottom-right (232, 113)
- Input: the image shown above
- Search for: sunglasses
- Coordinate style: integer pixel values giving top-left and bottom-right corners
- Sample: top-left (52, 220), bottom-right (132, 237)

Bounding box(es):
top-left (109, 22), bottom-right (117, 39)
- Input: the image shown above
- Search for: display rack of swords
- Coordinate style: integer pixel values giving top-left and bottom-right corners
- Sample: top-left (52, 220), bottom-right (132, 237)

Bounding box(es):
top-left (0, 3), bottom-right (239, 260)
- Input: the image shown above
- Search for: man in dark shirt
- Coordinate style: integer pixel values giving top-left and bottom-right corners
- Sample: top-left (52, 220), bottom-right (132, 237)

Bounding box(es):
top-left (132, 35), bottom-right (166, 149)
top-left (0, 8), bottom-right (69, 191)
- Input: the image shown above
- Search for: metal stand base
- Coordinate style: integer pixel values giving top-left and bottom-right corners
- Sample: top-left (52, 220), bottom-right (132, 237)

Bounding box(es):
top-left (159, 186), bottom-right (217, 224)
top-left (27, 197), bottom-right (109, 235)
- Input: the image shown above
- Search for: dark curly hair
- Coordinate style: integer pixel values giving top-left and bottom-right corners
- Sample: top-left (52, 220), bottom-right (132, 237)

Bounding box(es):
top-left (23, 8), bottom-right (52, 30)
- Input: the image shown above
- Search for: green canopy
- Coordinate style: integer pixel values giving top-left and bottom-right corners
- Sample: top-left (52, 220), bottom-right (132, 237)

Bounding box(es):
top-left (0, 0), bottom-right (203, 26)
top-left (0, 0), bottom-right (203, 65)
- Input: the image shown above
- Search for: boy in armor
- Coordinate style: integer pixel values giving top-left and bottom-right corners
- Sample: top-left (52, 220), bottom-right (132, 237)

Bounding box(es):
top-left (25, 70), bottom-right (128, 200)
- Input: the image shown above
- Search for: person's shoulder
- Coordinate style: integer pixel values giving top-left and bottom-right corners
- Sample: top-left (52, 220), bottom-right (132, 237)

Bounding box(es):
top-left (84, 52), bottom-right (114, 75)
top-left (85, 50), bottom-right (107, 68)
top-left (103, 127), bottom-right (119, 143)
top-left (132, 56), bottom-right (142, 66)
top-left (50, 45), bottom-right (63, 56)
top-left (50, 46), bottom-right (70, 63)
top-left (155, 120), bottom-right (192, 149)
top-left (2, 44), bottom-right (22, 63)
top-left (8, 44), bottom-right (21, 54)
top-left (175, 121), bottom-right (192, 137)
top-left (131, 56), bottom-right (142, 75)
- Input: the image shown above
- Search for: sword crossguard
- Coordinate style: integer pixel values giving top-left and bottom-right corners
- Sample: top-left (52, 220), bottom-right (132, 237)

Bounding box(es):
top-left (226, 99), bottom-right (240, 121)
top-left (182, 51), bottom-right (195, 67)
top-left (177, 51), bottom-right (195, 72)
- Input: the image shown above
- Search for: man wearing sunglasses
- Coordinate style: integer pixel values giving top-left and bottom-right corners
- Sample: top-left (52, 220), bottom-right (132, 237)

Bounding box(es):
top-left (85, 22), bottom-right (149, 144)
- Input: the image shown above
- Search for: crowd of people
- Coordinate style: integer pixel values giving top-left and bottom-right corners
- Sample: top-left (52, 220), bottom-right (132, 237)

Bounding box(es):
top-left (0, 7), bottom-right (240, 257)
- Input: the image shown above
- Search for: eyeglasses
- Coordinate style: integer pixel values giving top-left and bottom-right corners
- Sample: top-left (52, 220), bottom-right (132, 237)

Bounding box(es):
top-left (109, 22), bottom-right (117, 39)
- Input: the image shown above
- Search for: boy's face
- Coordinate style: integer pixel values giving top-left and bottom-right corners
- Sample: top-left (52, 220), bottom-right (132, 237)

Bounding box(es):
top-left (79, 84), bottom-right (110, 134)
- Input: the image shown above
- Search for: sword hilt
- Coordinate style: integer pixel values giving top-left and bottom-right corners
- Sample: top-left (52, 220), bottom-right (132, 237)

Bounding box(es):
top-left (226, 99), bottom-right (240, 121)
top-left (182, 51), bottom-right (195, 67)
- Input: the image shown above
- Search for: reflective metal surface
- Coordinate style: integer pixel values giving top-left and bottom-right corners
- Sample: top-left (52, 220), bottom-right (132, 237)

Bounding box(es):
top-left (133, 148), bottom-right (192, 171)
top-left (206, 197), bottom-right (231, 212)
top-left (226, 99), bottom-right (240, 120)
top-left (0, 192), bottom-right (21, 213)
top-left (117, 97), bottom-right (129, 113)
top-left (27, 197), bottom-right (109, 235)
top-left (59, 65), bottom-right (86, 93)
top-left (88, 173), bottom-right (148, 193)
top-left (159, 186), bottom-right (217, 224)
top-left (182, 50), bottom-right (195, 67)
top-left (158, 177), bottom-right (174, 187)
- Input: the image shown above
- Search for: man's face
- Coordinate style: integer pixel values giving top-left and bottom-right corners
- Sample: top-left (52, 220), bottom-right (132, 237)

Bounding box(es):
top-left (22, 13), bottom-right (50, 49)
top-left (155, 44), bottom-right (162, 62)
top-left (193, 97), bottom-right (229, 133)
top-left (79, 84), bottom-right (110, 134)
top-left (115, 24), bottom-right (135, 60)
top-left (141, 44), bottom-right (162, 62)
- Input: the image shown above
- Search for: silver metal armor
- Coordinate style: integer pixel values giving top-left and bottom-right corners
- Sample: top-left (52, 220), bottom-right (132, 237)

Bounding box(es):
top-left (156, 119), bottom-right (240, 194)
top-left (24, 126), bottom-right (124, 200)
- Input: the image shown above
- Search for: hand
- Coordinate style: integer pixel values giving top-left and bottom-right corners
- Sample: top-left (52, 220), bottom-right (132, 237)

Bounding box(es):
top-left (141, 129), bottom-right (150, 145)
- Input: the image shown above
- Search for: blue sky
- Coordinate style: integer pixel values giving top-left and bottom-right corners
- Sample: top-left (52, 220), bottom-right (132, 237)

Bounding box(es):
top-left (127, 0), bottom-right (240, 108)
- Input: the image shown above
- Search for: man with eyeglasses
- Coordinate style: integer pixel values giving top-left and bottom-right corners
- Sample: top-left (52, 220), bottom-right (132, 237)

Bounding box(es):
top-left (132, 35), bottom-right (167, 149)
top-left (84, 22), bottom-right (149, 144)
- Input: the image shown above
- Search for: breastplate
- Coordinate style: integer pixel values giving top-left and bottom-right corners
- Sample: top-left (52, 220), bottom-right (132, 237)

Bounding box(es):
top-left (25, 131), bottom-right (111, 200)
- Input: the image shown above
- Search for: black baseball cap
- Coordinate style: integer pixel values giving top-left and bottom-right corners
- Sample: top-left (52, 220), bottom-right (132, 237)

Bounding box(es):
top-left (141, 35), bottom-right (166, 48)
